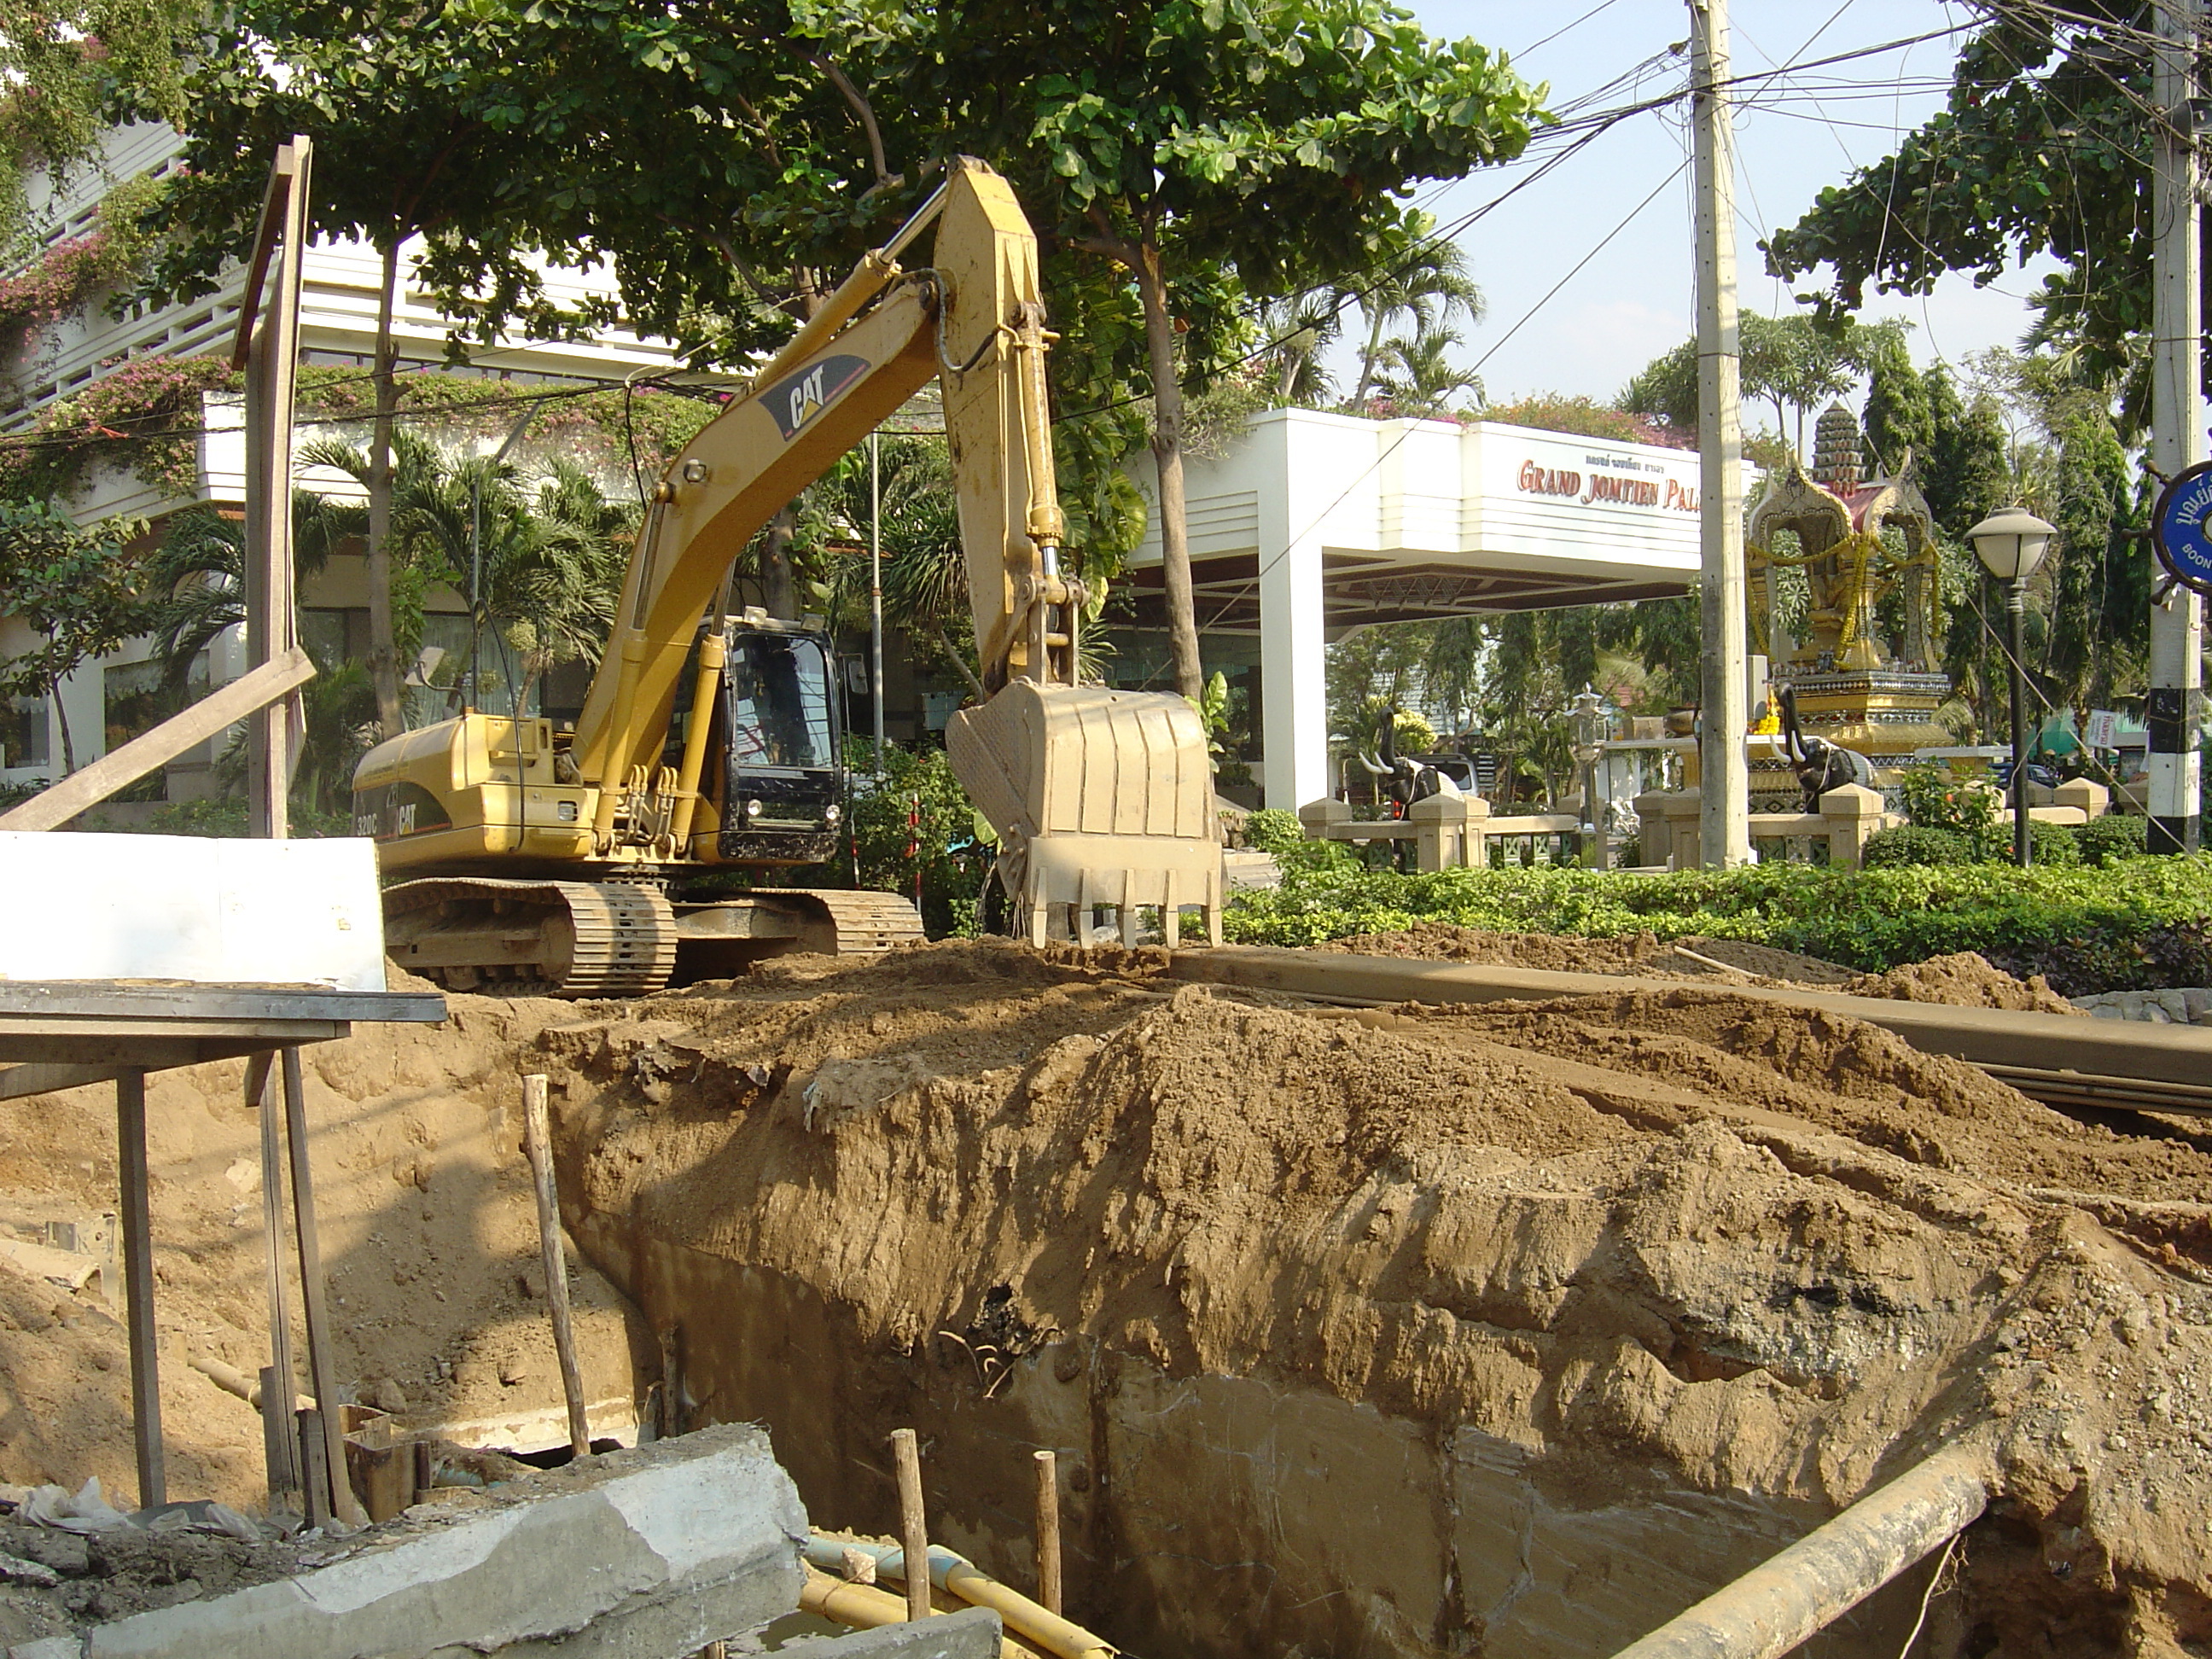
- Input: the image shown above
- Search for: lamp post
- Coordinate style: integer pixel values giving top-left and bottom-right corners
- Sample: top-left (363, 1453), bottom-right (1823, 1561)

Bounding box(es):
top-left (1967, 507), bottom-right (2057, 868)
top-left (1569, 686), bottom-right (1608, 870)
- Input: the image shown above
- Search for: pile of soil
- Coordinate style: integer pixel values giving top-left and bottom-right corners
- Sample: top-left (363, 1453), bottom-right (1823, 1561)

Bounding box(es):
top-left (1321, 923), bottom-right (1860, 984)
top-left (532, 942), bottom-right (2212, 1656)
top-left (1839, 952), bottom-right (2083, 1015)
top-left (1326, 923), bottom-right (2077, 1012)
top-left (3, 939), bottom-right (2209, 1654)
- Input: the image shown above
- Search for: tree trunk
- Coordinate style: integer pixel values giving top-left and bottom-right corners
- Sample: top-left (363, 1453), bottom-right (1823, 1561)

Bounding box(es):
top-left (1353, 300), bottom-right (1390, 410)
top-left (762, 505), bottom-right (798, 620)
top-left (50, 680), bottom-right (74, 776)
top-left (364, 237), bottom-right (405, 736)
top-left (1134, 242), bottom-right (1203, 702)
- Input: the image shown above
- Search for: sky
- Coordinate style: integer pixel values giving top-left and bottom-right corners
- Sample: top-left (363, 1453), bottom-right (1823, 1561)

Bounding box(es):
top-left (1383, 0), bottom-right (2056, 415)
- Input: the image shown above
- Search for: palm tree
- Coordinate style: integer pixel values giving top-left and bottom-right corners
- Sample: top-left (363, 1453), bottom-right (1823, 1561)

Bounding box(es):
top-left (1346, 212), bottom-right (1484, 409)
top-left (1371, 318), bottom-right (1483, 417)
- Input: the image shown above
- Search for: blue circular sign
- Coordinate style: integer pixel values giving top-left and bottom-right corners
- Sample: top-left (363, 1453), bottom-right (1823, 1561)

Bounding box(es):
top-left (2154, 460), bottom-right (2212, 596)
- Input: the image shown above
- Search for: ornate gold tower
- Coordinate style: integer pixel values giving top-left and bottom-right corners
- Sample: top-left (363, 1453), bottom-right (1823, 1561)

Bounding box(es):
top-left (1744, 403), bottom-right (1950, 804)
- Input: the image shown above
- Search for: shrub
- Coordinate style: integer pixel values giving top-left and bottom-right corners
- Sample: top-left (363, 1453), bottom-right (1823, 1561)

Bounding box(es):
top-left (1242, 807), bottom-right (1305, 855)
top-left (1900, 765), bottom-right (2000, 839)
top-left (821, 741), bottom-right (991, 938)
top-left (1219, 854), bottom-right (2212, 994)
top-left (2023, 818), bottom-right (2082, 867)
top-left (2076, 813), bottom-right (2149, 867)
top-left (1860, 825), bottom-right (1973, 869)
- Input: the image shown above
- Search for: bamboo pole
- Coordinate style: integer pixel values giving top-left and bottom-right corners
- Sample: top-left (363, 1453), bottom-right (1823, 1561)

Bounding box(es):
top-left (892, 1428), bottom-right (931, 1620)
top-left (282, 1048), bottom-right (367, 1528)
top-left (1033, 1450), bottom-right (1062, 1615)
top-left (521, 1074), bottom-right (591, 1459)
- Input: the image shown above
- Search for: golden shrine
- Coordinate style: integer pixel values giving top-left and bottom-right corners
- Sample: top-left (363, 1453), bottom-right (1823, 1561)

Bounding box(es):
top-left (1744, 403), bottom-right (1950, 804)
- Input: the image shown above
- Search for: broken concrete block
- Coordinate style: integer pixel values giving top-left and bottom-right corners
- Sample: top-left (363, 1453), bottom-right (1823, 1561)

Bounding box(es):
top-left (9, 1423), bottom-right (803, 1659)
top-left (810, 1606), bottom-right (1003, 1659)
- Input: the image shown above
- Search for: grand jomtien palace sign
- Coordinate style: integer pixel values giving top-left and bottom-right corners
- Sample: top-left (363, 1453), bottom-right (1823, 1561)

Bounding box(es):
top-left (1514, 455), bottom-right (1700, 512)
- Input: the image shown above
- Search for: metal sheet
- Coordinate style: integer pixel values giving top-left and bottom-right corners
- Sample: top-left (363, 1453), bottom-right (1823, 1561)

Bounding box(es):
top-left (0, 833), bottom-right (385, 990)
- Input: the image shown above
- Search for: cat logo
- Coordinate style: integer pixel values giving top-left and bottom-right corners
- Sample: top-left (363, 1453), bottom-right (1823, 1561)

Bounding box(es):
top-left (762, 352), bottom-right (870, 440)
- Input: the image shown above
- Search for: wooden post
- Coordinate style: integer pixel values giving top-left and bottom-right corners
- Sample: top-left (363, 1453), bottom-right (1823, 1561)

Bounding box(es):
top-left (282, 1047), bottom-right (366, 1527)
top-left (521, 1074), bottom-right (591, 1459)
top-left (295, 1406), bottom-right (330, 1531)
top-left (892, 1428), bottom-right (931, 1620)
top-left (115, 1068), bottom-right (164, 1509)
top-left (1033, 1449), bottom-right (1062, 1615)
top-left (238, 135), bottom-right (312, 842)
top-left (246, 1051), bottom-right (301, 1506)
top-left (412, 1438), bottom-right (434, 1508)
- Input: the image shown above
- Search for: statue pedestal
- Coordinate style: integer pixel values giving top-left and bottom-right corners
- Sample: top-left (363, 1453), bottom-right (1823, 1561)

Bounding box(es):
top-left (1750, 668), bottom-right (1954, 811)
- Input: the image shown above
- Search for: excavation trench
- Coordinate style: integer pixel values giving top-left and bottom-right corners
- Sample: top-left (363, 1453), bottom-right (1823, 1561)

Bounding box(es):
top-left (7, 940), bottom-right (2212, 1656)
top-left (527, 942), bottom-right (2212, 1659)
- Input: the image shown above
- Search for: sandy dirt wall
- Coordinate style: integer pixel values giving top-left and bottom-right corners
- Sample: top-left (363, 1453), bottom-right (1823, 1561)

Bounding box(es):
top-left (527, 943), bottom-right (2212, 1659)
top-left (0, 998), bottom-right (648, 1514)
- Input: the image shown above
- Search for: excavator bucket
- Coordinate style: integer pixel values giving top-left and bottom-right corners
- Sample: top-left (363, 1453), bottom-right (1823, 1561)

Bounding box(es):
top-left (947, 682), bottom-right (1223, 948)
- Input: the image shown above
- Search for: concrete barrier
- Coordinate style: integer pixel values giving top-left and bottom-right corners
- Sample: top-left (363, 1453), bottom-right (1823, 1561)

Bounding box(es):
top-left (11, 1423), bottom-right (806, 1659)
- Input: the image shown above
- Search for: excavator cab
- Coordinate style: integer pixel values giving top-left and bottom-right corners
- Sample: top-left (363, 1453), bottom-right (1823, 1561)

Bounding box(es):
top-left (707, 616), bottom-right (844, 866)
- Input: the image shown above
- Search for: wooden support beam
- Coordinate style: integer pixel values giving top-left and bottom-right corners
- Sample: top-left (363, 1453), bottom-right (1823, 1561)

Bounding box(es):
top-left (0, 649), bottom-right (314, 833)
top-left (115, 1068), bottom-right (164, 1509)
top-left (282, 1047), bottom-right (365, 1527)
top-left (0, 1062), bottom-right (131, 1101)
top-left (521, 1074), bottom-right (591, 1460)
top-left (247, 1051), bottom-right (301, 1507)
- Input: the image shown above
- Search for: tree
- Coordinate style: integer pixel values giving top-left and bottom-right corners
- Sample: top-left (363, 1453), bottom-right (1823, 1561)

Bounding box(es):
top-left (1620, 312), bottom-right (1904, 459)
top-left (813, 2), bottom-right (1545, 701)
top-left (134, 2), bottom-right (651, 736)
top-left (1371, 320), bottom-right (1482, 417)
top-left (1761, 8), bottom-right (2172, 422)
top-left (1343, 210), bottom-right (1483, 408)
top-left (143, 3), bottom-right (1542, 714)
top-left (1860, 335), bottom-right (1932, 478)
top-left (0, 1), bottom-right (201, 243)
top-left (0, 500), bottom-right (148, 773)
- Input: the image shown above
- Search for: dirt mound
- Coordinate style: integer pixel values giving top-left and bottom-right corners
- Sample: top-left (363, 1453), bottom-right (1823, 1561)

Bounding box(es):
top-left (532, 941), bottom-right (2212, 1656)
top-left (1322, 923), bottom-right (1856, 985)
top-left (1840, 952), bottom-right (2082, 1015)
top-left (4, 937), bottom-right (2210, 1655)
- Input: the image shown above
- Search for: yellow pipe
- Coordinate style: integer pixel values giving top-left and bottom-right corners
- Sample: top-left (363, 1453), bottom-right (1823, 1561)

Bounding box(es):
top-left (800, 1572), bottom-right (1044, 1659)
top-left (826, 1537), bottom-right (1115, 1659)
top-left (667, 628), bottom-right (726, 853)
top-left (940, 1557), bottom-right (1115, 1659)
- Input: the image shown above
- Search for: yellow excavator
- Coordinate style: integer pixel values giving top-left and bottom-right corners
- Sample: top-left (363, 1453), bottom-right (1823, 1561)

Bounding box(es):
top-left (352, 160), bottom-right (1221, 997)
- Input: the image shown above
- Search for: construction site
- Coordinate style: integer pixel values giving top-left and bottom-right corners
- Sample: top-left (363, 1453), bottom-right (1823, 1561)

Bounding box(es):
top-left (11, 5), bottom-right (2212, 1652)
top-left (3, 931), bottom-right (2212, 1656)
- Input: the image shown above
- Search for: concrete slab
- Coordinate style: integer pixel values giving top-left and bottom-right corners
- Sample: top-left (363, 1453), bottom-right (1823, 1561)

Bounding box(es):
top-left (6, 1424), bottom-right (805, 1659)
top-left (805, 1607), bottom-right (1004, 1659)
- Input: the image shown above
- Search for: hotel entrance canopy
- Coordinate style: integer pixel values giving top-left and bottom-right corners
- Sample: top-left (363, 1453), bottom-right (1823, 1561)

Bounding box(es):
top-left (1123, 408), bottom-right (1720, 808)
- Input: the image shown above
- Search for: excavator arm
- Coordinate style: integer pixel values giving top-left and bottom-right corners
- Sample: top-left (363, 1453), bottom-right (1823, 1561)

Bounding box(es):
top-left (573, 160), bottom-right (1071, 826)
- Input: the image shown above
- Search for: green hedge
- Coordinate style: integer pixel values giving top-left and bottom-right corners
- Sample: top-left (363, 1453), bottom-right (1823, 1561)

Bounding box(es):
top-left (1222, 853), bottom-right (2212, 994)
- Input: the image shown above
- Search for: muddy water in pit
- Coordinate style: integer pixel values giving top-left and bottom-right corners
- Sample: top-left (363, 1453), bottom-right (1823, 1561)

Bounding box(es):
top-left (525, 941), bottom-right (2212, 1659)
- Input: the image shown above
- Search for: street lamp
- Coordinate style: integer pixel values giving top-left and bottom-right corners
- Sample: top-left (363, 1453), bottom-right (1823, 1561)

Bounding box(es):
top-left (1569, 686), bottom-right (1608, 869)
top-left (1967, 506), bottom-right (2057, 868)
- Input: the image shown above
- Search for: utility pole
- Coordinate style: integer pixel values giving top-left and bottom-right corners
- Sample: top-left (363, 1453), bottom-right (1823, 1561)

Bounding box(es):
top-left (1691, 0), bottom-right (1749, 867)
top-left (2151, 0), bottom-right (2204, 854)
top-left (870, 431), bottom-right (886, 778)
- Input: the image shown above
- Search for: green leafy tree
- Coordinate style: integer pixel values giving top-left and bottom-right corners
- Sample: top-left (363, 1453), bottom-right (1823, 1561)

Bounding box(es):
top-left (1860, 336), bottom-right (1933, 478)
top-left (0, 1), bottom-right (201, 243)
top-left (0, 501), bottom-right (148, 773)
top-left (839, 1), bottom-right (1545, 700)
top-left (1621, 312), bottom-right (1904, 459)
top-left (1762, 7), bottom-right (2172, 422)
